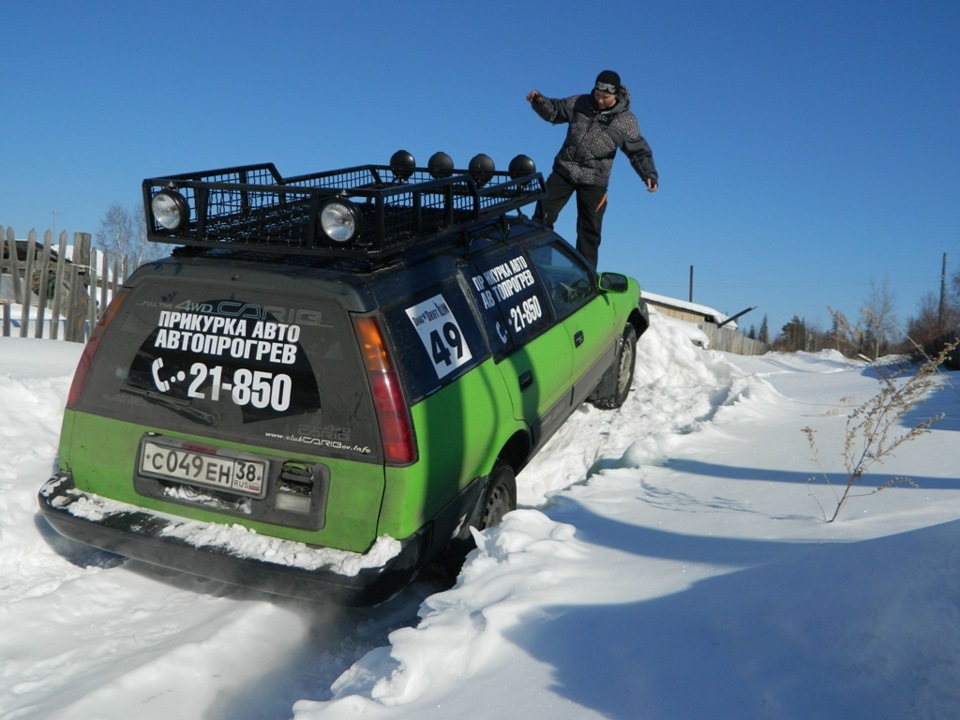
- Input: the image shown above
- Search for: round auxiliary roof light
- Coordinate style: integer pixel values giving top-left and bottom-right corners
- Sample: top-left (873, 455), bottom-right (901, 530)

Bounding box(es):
top-left (468, 153), bottom-right (495, 186)
top-left (428, 151), bottom-right (454, 179)
top-left (319, 199), bottom-right (361, 244)
top-left (151, 189), bottom-right (189, 231)
top-left (390, 150), bottom-right (416, 182)
top-left (508, 154), bottom-right (536, 180)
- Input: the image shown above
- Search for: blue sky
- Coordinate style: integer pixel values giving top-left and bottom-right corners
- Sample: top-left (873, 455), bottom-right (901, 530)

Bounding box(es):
top-left (3, 0), bottom-right (958, 337)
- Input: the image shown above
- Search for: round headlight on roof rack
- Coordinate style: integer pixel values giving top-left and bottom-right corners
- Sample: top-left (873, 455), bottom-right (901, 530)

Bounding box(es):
top-left (319, 198), bottom-right (361, 244)
top-left (151, 189), bottom-right (190, 231)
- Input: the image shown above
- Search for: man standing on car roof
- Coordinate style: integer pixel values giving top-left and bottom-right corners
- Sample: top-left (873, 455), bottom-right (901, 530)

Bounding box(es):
top-left (526, 70), bottom-right (658, 268)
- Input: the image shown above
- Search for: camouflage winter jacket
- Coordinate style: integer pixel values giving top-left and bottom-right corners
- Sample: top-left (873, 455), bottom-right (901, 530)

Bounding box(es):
top-left (532, 86), bottom-right (658, 188)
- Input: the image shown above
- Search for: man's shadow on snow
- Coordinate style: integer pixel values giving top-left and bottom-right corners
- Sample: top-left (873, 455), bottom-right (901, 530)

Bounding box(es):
top-left (859, 363), bottom-right (960, 432)
top-left (500, 504), bottom-right (960, 720)
top-left (902, 374), bottom-right (960, 432)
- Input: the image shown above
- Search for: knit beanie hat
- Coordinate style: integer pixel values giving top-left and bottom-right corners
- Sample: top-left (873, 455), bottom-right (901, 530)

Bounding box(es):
top-left (594, 70), bottom-right (621, 95)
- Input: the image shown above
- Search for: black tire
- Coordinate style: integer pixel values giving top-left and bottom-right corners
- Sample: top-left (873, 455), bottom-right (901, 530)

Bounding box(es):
top-left (477, 460), bottom-right (517, 530)
top-left (591, 324), bottom-right (637, 410)
top-left (427, 460), bottom-right (517, 586)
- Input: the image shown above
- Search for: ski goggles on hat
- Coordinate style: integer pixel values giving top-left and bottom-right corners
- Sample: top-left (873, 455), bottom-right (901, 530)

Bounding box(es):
top-left (594, 82), bottom-right (617, 94)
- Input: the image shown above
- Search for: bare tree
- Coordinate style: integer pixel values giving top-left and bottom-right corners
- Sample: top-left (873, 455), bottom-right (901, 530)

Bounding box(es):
top-left (827, 308), bottom-right (860, 357)
top-left (951, 262), bottom-right (960, 319)
top-left (860, 275), bottom-right (898, 358)
top-left (97, 204), bottom-right (132, 254)
top-left (906, 290), bottom-right (960, 359)
top-left (96, 203), bottom-right (166, 266)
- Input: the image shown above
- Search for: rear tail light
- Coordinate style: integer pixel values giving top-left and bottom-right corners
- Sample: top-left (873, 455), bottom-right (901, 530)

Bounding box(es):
top-left (353, 316), bottom-right (416, 465)
top-left (67, 289), bottom-right (129, 409)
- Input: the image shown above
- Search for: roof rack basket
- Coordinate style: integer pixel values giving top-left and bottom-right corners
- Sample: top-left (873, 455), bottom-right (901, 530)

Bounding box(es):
top-left (142, 160), bottom-right (546, 258)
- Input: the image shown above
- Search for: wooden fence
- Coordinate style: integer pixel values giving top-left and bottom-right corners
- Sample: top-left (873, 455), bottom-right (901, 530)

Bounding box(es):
top-left (699, 322), bottom-right (769, 355)
top-left (1, 226), bottom-right (133, 342)
top-left (644, 295), bottom-right (769, 356)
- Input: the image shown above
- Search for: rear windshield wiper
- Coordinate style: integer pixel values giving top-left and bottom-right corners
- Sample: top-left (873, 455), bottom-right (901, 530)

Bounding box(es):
top-left (121, 384), bottom-right (218, 426)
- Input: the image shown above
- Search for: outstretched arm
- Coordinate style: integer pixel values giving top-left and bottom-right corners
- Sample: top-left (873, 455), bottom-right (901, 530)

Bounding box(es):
top-left (526, 91), bottom-right (566, 123)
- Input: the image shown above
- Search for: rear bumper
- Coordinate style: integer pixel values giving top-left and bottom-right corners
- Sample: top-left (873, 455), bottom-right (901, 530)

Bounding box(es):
top-left (38, 472), bottom-right (423, 606)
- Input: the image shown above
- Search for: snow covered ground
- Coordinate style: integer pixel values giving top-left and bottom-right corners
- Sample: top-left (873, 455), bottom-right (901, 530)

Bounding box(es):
top-left (1, 312), bottom-right (958, 720)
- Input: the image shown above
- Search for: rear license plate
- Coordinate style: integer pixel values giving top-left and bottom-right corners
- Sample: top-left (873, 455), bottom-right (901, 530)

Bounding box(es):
top-left (140, 441), bottom-right (267, 497)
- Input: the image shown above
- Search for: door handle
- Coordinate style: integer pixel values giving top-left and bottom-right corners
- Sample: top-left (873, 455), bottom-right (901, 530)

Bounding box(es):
top-left (518, 370), bottom-right (534, 391)
top-left (574, 330), bottom-right (585, 347)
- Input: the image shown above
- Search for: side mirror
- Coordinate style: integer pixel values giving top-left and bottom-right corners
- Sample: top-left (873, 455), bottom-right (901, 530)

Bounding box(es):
top-left (598, 272), bottom-right (629, 293)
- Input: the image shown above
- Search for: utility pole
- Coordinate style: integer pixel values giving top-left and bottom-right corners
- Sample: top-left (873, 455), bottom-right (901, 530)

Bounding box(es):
top-left (939, 252), bottom-right (947, 331)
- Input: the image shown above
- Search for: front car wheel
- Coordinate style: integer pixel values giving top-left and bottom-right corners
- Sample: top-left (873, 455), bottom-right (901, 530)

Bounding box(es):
top-left (591, 324), bottom-right (637, 410)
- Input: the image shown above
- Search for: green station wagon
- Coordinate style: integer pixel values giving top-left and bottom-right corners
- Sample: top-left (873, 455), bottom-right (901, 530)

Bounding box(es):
top-left (39, 151), bottom-right (648, 604)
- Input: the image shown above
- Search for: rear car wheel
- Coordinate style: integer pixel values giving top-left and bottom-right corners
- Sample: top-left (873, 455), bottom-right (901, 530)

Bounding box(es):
top-left (591, 324), bottom-right (637, 410)
top-left (429, 460), bottom-right (517, 584)
top-left (477, 460), bottom-right (517, 530)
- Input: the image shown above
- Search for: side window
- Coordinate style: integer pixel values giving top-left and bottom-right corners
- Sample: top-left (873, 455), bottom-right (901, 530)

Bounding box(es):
top-left (383, 283), bottom-right (486, 402)
top-left (526, 239), bottom-right (597, 320)
top-left (463, 248), bottom-right (553, 357)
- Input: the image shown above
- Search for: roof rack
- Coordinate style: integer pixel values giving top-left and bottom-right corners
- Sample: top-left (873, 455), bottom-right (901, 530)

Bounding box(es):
top-left (142, 153), bottom-right (546, 258)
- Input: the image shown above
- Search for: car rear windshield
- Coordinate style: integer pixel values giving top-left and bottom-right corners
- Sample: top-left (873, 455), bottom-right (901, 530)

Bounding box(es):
top-left (76, 278), bottom-right (380, 462)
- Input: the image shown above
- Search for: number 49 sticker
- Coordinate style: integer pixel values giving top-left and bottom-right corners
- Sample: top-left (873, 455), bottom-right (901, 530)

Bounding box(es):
top-left (405, 294), bottom-right (473, 379)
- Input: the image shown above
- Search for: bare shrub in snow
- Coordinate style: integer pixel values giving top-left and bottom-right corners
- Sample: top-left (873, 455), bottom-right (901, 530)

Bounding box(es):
top-left (804, 344), bottom-right (953, 522)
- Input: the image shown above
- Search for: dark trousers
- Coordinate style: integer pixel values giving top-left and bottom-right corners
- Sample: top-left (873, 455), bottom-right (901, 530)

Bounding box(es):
top-left (535, 172), bottom-right (608, 268)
